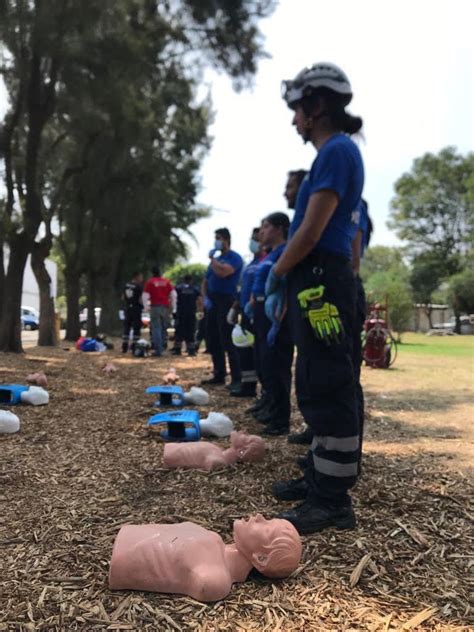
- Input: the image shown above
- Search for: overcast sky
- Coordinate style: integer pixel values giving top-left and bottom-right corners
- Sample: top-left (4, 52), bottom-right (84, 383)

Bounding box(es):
top-left (187, 0), bottom-right (474, 263)
top-left (1, 0), bottom-right (473, 266)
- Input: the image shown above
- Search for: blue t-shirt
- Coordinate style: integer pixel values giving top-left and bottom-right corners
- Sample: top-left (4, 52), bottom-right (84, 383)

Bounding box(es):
top-left (252, 243), bottom-right (286, 298)
top-left (289, 133), bottom-right (364, 259)
top-left (357, 199), bottom-right (369, 259)
top-left (206, 249), bottom-right (243, 296)
top-left (240, 256), bottom-right (262, 308)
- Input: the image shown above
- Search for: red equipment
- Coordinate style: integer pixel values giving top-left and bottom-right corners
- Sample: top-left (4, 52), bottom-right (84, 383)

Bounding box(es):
top-left (362, 302), bottom-right (397, 368)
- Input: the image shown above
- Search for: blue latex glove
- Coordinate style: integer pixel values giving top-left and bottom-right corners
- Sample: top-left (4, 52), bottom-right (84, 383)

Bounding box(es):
top-left (244, 301), bottom-right (254, 322)
top-left (265, 266), bottom-right (285, 297)
top-left (265, 287), bottom-right (285, 323)
top-left (208, 248), bottom-right (217, 258)
top-left (267, 321), bottom-right (280, 347)
top-left (204, 296), bottom-right (213, 311)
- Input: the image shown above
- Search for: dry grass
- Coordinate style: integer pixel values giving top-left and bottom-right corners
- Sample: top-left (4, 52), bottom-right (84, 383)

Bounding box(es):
top-left (1, 339), bottom-right (473, 631)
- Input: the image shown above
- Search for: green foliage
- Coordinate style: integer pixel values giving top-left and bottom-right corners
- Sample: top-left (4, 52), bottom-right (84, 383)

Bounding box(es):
top-left (0, 0), bottom-right (275, 343)
top-left (389, 147), bottom-right (474, 275)
top-left (447, 268), bottom-right (474, 315)
top-left (365, 271), bottom-right (413, 336)
top-left (360, 246), bottom-right (409, 283)
top-left (409, 251), bottom-right (446, 304)
top-left (164, 263), bottom-right (207, 285)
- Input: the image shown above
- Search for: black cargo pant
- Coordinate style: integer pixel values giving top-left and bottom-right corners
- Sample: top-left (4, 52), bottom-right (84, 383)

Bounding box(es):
top-left (122, 308), bottom-right (142, 352)
top-left (237, 313), bottom-right (258, 391)
top-left (353, 275), bottom-right (367, 472)
top-left (174, 310), bottom-right (196, 352)
top-left (254, 301), bottom-right (293, 425)
top-left (207, 293), bottom-right (241, 382)
top-left (287, 251), bottom-right (358, 505)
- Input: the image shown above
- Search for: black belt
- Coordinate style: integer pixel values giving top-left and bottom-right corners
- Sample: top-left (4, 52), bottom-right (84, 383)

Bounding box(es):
top-left (305, 248), bottom-right (351, 267)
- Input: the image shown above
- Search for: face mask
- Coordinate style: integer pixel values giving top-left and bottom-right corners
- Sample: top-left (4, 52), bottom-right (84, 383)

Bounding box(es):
top-left (214, 239), bottom-right (223, 250)
top-left (249, 239), bottom-right (259, 254)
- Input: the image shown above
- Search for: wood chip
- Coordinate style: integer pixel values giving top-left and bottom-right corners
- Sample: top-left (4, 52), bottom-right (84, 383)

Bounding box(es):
top-left (402, 606), bottom-right (438, 629)
top-left (349, 553), bottom-right (371, 588)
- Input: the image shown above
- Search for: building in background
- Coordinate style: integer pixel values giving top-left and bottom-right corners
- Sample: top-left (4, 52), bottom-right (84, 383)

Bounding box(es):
top-left (3, 248), bottom-right (57, 312)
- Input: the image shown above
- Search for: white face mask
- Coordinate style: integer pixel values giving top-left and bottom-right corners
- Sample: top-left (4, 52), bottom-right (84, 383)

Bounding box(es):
top-left (214, 239), bottom-right (223, 250)
top-left (249, 239), bottom-right (259, 254)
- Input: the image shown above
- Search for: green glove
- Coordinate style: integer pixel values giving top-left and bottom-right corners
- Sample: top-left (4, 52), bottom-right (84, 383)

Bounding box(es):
top-left (297, 285), bottom-right (344, 345)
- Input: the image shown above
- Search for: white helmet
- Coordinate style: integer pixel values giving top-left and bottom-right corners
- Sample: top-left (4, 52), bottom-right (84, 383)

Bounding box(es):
top-left (232, 324), bottom-right (255, 348)
top-left (282, 62), bottom-right (352, 108)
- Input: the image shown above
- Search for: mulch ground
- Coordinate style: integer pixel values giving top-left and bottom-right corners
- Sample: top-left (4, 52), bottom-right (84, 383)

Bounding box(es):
top-left (1, 344), bottom-right (472, 631)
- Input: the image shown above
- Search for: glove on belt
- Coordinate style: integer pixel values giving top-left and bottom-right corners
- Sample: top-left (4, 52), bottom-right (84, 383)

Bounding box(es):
top-left (297, 285), bottom-right (344, 345)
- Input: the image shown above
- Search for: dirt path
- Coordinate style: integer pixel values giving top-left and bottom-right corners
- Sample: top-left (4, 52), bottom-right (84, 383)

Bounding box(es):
top-left (362, 348), bottom-right (474, 470)
top-left (1, 341), bottom-right (472, 631)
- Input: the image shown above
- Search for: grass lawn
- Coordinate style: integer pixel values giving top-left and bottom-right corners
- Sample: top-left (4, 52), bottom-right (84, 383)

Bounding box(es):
top-left (396, 331), bottom-right (474, 357)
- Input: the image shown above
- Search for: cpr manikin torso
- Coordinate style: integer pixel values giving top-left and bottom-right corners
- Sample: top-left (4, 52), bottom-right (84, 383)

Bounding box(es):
top-left (163, 431), bottom-right (265, 471)
top-left (109, 515), bottom-right (302, 602)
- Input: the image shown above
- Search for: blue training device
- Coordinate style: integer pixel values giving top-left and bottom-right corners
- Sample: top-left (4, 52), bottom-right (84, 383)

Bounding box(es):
top-left (0, 384), bottom-right (29, 405)
top-left (148, 410), bottom-right (201, 441)
top-left (145, 385), bottom-right (184, 407)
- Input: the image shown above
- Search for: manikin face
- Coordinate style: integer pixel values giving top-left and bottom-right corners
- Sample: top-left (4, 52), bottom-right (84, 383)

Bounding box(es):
top-left (284, 175), bottom-right (300, 209)
top-left (230, 431), bottom-right (265, 462)
top-left (259, 219), bottom-right (282, 248)
top-left (233, 514), bottom-right (282, 555)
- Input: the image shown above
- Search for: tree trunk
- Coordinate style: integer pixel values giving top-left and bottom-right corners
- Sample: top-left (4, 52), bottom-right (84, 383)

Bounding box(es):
top-left (0, 236), bottom-right (30, 352)
top-left (97, 255), bottom-right (122, 336)
top-left (454, 312), bottom-right (461, 335)
top-left (0, 244), bottom-right (5, 324)
top-left (65, 270), bottom-right (81, 341)
top-left (86, 273), bottom-right (98, 338)
top-left (98, 282), bottom-right (122, 336)
top-left (425, 305), bottom-right (433, 329)
top-left (31, 241), bottom-right (57, 346)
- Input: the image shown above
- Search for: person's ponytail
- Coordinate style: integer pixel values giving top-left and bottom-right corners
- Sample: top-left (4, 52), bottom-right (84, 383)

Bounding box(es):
top-left (302, 87), bottom-right (363, 136)
top-left (331, 108), bottom-right (363, 135)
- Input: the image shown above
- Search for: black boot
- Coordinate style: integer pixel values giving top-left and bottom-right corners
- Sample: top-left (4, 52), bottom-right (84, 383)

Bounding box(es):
top-left (272, 477), bottom-right (309, 501)
top-left (201, 375), bottom-right (225, 385)
top-left (246, 395), bottom-right (268, 414)
top-left (122, 342), bottom-right (129, 353)
top-left (231, 383), bottom-right (257, 398)
top-left (253, 403), bottom-right (278, 423)
top-left (261, 421), bottom-right (289, 436)
top-left (296, 453), bottom-right (311, 470)
top-left (277, 499), bottom-right (356, 535)
top-left (288, 426), bottom-right (313, 445)
top-left (171, 348), bottom-right (181, 356)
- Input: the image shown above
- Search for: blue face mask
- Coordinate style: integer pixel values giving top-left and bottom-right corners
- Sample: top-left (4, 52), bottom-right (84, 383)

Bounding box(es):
top-left (214, 239), bottom-right (223, 250)
top-left (249, 239), bottom-right (259, 254)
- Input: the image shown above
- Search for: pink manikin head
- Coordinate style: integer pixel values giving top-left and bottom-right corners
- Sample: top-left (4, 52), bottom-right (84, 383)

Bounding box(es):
top-left (230, 431), bottom-right (266, 463)
top-left (233, 514), bottom-right (302, 578)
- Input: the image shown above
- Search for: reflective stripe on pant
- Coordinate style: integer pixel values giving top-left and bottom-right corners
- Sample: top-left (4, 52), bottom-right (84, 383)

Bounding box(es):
top-left (287, 252), bottom-right (358, 503)
top-left (237, 313), bottom-right (257, 385)
top-left (207, 293), bottom-right (241, 382)
top-left (254, 302), bottom-right (293, 423)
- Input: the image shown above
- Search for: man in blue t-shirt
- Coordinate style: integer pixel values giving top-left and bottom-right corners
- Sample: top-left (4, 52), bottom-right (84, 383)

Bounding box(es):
top-left (202, 228), bottom-right (243, 387)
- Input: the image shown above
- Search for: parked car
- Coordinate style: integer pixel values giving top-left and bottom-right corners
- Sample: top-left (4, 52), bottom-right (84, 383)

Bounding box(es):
top-left (80, 307), bottom-right (101, 329)
top-left (21, 306), bottom-right (39, 330)
top-left (439, 315), bottom-right (474, 335)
